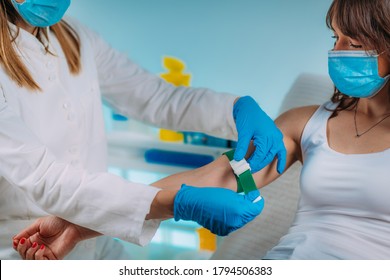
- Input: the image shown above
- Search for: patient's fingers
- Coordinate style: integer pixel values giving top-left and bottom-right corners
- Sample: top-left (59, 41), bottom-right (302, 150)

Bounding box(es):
top-left (25, 242), bottom-right (40, 260)
top-left (12, 238), bottom-right (19, 250)
top-left (16, 237), bottom-right (30, 259)
top-left (13, 219), bottom-right (41, 241)
top-left (34, 245), bottom-right (52, 260)
top-left (14, 238), bottom-right (56, 260)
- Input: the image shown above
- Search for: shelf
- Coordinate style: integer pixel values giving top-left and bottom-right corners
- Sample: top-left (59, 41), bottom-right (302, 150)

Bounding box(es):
top-left (107, 131), bottom-right (229, 175)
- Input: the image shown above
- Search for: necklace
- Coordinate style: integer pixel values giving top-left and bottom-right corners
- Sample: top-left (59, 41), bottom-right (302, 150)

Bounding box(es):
top-left (353, 102), bottom-right (390, 137)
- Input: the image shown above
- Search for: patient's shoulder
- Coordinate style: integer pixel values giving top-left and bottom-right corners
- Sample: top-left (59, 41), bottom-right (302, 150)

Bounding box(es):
top-left (285, 105), bottom-right (319, 118)
top-left (277, 105), bottom-right (319, 124)
top-left (276, 105), bottom-right (320, 141)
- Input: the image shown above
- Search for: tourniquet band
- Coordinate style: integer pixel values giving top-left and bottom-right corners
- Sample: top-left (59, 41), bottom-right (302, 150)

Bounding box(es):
top-left (222, 149), bottom-right (257, 194)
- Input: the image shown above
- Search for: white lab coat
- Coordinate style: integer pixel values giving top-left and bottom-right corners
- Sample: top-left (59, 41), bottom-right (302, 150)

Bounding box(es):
top-left (0, 18), bottom-right (238, 259)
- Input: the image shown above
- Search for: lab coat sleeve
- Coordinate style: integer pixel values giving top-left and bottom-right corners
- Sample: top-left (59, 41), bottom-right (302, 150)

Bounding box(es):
top-left (76, 21), bottom-right (238, 140)
top-left (0, 99), bottom-right (161, 246)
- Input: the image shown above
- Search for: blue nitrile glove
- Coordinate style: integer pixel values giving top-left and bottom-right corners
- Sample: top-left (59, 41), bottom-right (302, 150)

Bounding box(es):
top-left (174, 184), bottom-right (264, 236)
top-left (233, 96), bottom-right (287, 174)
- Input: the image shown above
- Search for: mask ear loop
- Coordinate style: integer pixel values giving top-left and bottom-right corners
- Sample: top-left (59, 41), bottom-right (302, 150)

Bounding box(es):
top-left (369, 49), bottom-right (390, 98)
top-left (371, 48), bottom-right (389, 57)
top-left (365, 48), bottom-right (390, 98)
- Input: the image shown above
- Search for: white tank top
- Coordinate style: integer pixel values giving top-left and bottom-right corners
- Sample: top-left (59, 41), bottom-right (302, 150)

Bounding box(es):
top-left (264, 101), bottom-right (390, 259)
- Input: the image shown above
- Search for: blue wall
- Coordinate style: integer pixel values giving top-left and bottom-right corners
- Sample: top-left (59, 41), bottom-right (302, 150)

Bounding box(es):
top-left (68, 0), bottom-right (333, 119)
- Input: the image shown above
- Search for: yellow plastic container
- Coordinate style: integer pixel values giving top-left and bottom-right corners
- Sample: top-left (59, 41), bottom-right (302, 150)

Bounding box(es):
top-left (159, 57), bottom-right (191, 142)
top-left (196, 227), bottom-right (217, 252)
top-left (159, 129), bottom-right (184, 141)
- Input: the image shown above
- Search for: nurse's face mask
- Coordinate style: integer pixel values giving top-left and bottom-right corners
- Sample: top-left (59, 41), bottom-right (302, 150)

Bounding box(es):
top-left (11, 0), bottom-right (71, 28)
top-left (328, 49), bottom-right (390, 98)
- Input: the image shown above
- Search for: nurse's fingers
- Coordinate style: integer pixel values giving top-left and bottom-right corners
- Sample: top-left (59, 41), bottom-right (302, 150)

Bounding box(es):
top-left (248, 145), bottom-right (274, 173)
top-left (25, 242), bottom-right (40, 260)
top-left (276, 147), bottom-right (287, 174)
top-left (234, 134), bottom-right (252, 162)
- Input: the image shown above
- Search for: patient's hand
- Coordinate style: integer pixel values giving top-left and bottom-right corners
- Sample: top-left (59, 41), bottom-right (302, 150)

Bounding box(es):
top-left (13, 216), bottom-right (101, 260)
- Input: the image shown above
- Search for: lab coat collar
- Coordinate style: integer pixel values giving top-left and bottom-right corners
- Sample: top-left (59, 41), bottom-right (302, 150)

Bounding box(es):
top-left (7, 21), bottom-right (55, 55)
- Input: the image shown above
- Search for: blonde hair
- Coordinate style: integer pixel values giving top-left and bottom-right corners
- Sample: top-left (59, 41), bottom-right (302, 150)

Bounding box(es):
top-left (0, 0), bottom-right (81, 91)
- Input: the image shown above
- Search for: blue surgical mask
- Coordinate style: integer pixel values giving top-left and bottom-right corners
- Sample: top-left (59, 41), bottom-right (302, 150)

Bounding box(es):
top-left (12, 0), bottom-right (71, 28)
top-left (328, 50), bottom-right (390, 98)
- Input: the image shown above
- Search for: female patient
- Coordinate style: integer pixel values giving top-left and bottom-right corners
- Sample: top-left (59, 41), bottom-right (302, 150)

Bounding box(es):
top-left (14, 0), bottom-right (390, 259)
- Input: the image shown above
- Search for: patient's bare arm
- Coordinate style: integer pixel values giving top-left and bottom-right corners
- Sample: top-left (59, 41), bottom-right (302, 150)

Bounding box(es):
top-left (153, 106), bottom-right (306, 192)
top-left (151, 139), bottom-right (285, 191)
top-left (152, 154), bottom-right (238, 191)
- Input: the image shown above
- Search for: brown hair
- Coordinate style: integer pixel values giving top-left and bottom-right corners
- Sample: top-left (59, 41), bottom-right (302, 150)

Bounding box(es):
top-left (326, 0), bottom-right (390, 115)
top-left (0, 0), bottom-right (81, 91)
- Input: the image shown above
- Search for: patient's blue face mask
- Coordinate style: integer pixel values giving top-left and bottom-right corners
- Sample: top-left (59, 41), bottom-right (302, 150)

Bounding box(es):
top-left (12, 0), bottom-right (71, 28)
top-left (328, 50), bottom-right (390, 98)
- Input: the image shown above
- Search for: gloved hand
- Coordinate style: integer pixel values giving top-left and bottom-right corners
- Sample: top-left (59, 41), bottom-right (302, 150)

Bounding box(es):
top-left (174, 184), bottom-right (264, 236)
top-left (233, 96), bottom-right (287, 173)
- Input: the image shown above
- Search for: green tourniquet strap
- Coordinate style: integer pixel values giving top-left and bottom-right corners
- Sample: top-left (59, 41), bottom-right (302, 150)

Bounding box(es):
top-left (238, 169), bottom-right (258, 194)
top-left (223, 150), bottom-right (243, 193)
top-left (223, 149), bottom-right (257, 194)
top-left (222, 149), bottom-right (235, 161)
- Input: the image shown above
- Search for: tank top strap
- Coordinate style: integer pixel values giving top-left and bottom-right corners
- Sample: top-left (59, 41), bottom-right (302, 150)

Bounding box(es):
top-left (300, 101), bottom-right (338, 155)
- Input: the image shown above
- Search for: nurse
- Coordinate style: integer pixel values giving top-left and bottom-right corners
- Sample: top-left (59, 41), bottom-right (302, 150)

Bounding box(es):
top-left (0, 0), bottom-right (285, 259)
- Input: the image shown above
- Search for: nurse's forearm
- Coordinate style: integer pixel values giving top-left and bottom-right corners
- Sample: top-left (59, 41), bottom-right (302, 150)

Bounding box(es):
top-left (151, 156), bottom-right (237, 192)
